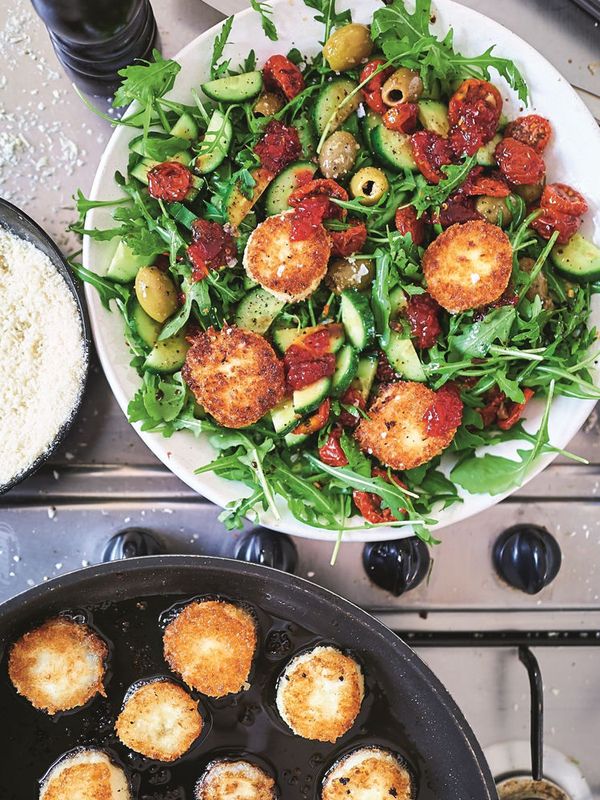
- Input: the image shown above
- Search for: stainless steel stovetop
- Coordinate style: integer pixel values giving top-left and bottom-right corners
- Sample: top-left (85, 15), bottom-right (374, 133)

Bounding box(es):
top-left (1, 0), bottom-right (600, 798)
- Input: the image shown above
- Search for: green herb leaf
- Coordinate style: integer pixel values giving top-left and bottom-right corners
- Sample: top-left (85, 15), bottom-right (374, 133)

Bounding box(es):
top-left (113, 50), bottom-right (181, 109)
top-left (449, 306), bottom-right (516, 357)
top-left (211, 16), bottom-right (234, 79)
top-left (250, 0), bottom-right (279, 41)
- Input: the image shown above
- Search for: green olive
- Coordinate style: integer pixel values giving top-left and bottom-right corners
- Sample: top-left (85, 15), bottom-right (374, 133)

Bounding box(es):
top-left (381, 68), bottom-right (423, 106)
top-left (135, 266), bottom-right (179, 323)
top-left (475, 195), bottom-right (513, 227)
top-left (253, 91), bottom-right (284, 116)
top-left (350, 167), bottom-right (389, 206)
top-left (514, 181), bottom-right (544, 204)
top-left (318, 131), bottom-right (359, 180)
top-left (323, 23), bottom-right (373, 72)
top-left (519, 256), bottom-right (554, 310)
top-left (325, 257), bottom-right (375, 293)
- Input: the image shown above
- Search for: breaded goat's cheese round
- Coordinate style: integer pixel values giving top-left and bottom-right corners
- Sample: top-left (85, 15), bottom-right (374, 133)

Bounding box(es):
top-left (423, 219), bottom-right (513, 312)
top-left (355, 382), bottom-right (461, 471)
top-left (40, 748), bottom-right (131, 800)
top-left (321, 747), bottom-right (413, 800)
top-left (115, 678), bottom-right (203, 762)
top-left (182, 326), bottom-right (285, 429)
top-left (276, 645), bottom-right (364, 743)
top-left (163, 599), bottom-right (258, 698)
top-left (195, 759), bottom-right (277, 800)
top-left (243, 212), bottom-right (331, 302)
top-left (8, 616), bottom-right (107, 714)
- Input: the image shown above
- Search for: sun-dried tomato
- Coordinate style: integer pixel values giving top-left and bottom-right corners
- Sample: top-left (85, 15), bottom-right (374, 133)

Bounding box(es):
top-left (147, 161), bottom-right (193, 202)
top-left (383, 103), bottom-right (419, 134)
top-left (422, 383), bottom-right (463, 437)
top-left (394, 206), bottom-right (426, 245)
top-left (448, 79), bottom-right (503, 156)
top-left (290, 195), bottom-right (331, 241)
top-left (263, 54), bottom-right (305, 100)
top-left (530, 208), bottom-right (581, 244)
top-left (187, 219), bottom-right (237, 281)
top-left (406, 292), bottom-right (442, 349)
top-left (360, 59), bottom-right (395, 115)
top-left (495, 137), bottom-right (545, 185)
top-left (339, 386), bottom-right (366, 428)
top-left (291, 399), bottom-right (331, 436)
top-left (288, 178), bottom-right (348, 220)
top-left (541, 183), bottom-right (588, 217)
top-left (461, 166), bottom-right (511, 197)
top-left (504, 115), bottom-right (552, 153)
top-left (410, 130), bottom-right (454, 184)
top-left (497, 388), bottom-right (535, 430)
top-left (284, 328), bottom-right (337, 391)
top-left (353, 466), bottom-right (408, 524)
top-left (478, 386), bottom-right (506, 427)
top-left (319, 426), bottom-right (348, 467)
top-left (435, 192), bottom-right (482, 227)
top-left (254, 120), bottom-right (302, 174)
top-left (330, 221), bottom-right (368, 257)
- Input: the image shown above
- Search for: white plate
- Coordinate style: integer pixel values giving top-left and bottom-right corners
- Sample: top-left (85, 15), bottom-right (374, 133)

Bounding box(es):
top-left (83, 0), bottom-right (600, 542)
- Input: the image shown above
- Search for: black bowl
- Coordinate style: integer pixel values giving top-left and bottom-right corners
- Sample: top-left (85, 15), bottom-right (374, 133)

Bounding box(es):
top-left (0, 198), bottom-right (90, 495)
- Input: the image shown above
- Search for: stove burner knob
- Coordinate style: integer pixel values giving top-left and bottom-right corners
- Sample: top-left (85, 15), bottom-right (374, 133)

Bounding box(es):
top-left (493, 524), bottom-right (561, 595)
top-left (102, 528), bottom-right (164, 562)
top-left (235, 528), bottom-right (298, 574)
top-left (362, 539), bottom-right (431, 596)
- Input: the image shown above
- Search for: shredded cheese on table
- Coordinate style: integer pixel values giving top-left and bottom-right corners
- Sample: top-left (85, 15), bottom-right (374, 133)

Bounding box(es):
top-left (0, 227), bottom-right (85, 485)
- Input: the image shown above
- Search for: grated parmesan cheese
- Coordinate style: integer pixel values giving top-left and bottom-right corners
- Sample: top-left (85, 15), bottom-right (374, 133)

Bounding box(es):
top-left (0, 227), bottom-right (86, 485)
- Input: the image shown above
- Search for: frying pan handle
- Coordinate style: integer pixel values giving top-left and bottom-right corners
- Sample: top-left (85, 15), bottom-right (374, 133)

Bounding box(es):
top-left (102, 528), bottom-right (164, 561)
top-left (518, 645), bottom-right (544, 781)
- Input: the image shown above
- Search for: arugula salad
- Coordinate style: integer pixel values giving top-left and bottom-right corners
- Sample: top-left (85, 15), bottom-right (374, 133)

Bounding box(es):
top-left (73, 0), bottom-right (600, 546)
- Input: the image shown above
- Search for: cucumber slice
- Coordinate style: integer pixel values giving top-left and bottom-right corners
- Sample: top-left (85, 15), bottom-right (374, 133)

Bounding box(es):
top-left (363, 110), bottom-right (382, 152)
top-left (106, 241), bottom-right (150, 283)
top-left (272, 326), bottom-right (301, 354)
top-left (130, 153), bottom-right (194, 186)
top-left (354, 352), bottom-right (378, 401)
top-left (132, 300), bottom-right (162, 347)
top-left (332, 344), bottom-right (359, 396)
top-left (340, 289), bottom-right (375, 351)
top-left (293, 376), bottom-right (332, 415)
top-left (476, 133), bottom-right (502, 166)
top-left (226, 166), bottom-right (273, 228)
top-left (383, 332), bottom-right (426, 381)
top-left (417, 100), bottom-right (450, 137)
top-left (270, 398), bottom-right (301, 435)
top-left (201, 71), bottom-right (263, 103)
top-left (171, 112), bottom-right (199, 141)
top-left (284, 428), bottom-right (310, 447)
top-left (389, 286), bottom-right (407, 319)
top-left (313, 79), bottom-right (360, 136)
top-left (551, 233), bottom-right (600, 284)
top-left (264, 160), bottom-right (317, 216)
top-left (235, 286), bottom-right (285, 333)
top-left (194, 109), bottom-right (232, 174)
top-left (143, 332), bottom-right (189, 374)
top-left (295, 113), bottom-right (317, 158)
top-left (370, 126), bottom-right (417, 172)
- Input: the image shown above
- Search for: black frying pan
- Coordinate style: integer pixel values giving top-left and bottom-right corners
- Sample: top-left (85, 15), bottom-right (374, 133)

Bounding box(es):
top-left (0, 556), bottom-right (497, 799)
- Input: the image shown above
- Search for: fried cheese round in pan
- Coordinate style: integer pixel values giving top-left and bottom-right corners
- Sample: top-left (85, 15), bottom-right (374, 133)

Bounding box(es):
top-left (276, 645), bottom-right (364, 743)
top-left (8, 616), bottom-right (107, 715)
top-left (115, 678), bottom-right (203, 762)
top-left (321, 747), bottom-right (413, 800)
top-left (163, 599), bottom-right (258, 697)
top-left (40, 748), bottom-right (132, 800)
top-left (422, 219), bottom-right (513, 312)
top-left (355, 382), bottom-right (459, 471)
top-left (243, 212), bottom-right (331, 302)
top-left (182, 326), bottom-right (285, 428)
top-left (195, 759), bottom-right (277, 800)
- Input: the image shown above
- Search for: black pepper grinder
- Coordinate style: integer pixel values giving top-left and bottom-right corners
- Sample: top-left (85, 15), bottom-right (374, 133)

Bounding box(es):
top-left (31, 0), bottom-right (158, 97)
